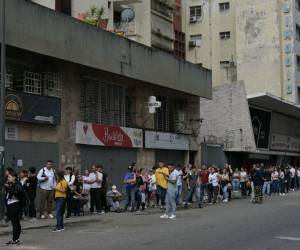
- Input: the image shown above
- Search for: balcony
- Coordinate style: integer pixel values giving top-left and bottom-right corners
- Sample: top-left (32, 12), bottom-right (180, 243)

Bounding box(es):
top-left (114, 21), bottom-right (138, 37)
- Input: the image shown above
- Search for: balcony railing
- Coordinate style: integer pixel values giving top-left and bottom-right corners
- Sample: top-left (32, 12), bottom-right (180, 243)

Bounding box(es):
top-left (114, 21), bottom-right (138, 36)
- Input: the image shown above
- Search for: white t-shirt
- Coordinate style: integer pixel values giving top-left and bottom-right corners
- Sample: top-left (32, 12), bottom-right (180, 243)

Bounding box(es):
top-left (176, 170), bottom-right (183, 186)
top-left (37, 167), bottom-right (56, 190)
top-left (148, 174), bottom-right (157, 191)
top-left (64, 174), bottom-right (76, 191)
top-left (290, 167), bottom-right (296, 178)
top-left (89, 172), bottom-right (103, 189)
top-left (297, 170), bottom-right (300, 177)
top-left (209, 173), bottom-right (219, 187)
top-left (240, 171), bottom-right (247, 182)
top-left (82, 175), bottom-right (91, 192)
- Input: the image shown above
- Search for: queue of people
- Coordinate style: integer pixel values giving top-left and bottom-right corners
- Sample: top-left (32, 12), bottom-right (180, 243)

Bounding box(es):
top-left (3, 159), bottom-right (300, 245)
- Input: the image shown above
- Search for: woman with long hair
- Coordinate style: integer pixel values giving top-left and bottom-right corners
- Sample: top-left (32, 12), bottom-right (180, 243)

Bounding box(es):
top-left (6, 169), bottom-right (24, 246)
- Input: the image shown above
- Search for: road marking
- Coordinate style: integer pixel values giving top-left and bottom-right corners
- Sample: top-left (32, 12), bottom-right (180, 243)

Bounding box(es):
top-left (276, 236), bottom-right (300, 241)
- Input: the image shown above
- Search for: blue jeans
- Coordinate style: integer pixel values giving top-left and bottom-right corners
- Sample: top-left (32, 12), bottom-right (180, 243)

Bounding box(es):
top-left (199, 184), bottom-right (209, 205)
top-left (55, 198), bottom-right (66, 230)
top-left (175, 185), bottom-right (182, 205)
top-left (165, 189), bottom-right (177, 215)
top-left (125, 186), bottom-right (136, 210)
top-left (232, 180), bottom-right (240, 191)
top-left (186, 186), bottom-right (197, 203)
top-left (222, 185), bottom-right (228, 200)
top-left (263, 181), bottom-right (271, 196)
top-left (272, 180), bottom-right (280, 194)
top-left (157, 186), bottom-right (167, 207)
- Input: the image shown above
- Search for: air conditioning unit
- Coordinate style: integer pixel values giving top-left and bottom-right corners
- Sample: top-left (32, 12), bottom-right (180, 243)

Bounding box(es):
top-left (190, 16), bottom-right (197, 23)
top-left (189, 40), bottom-right (196, 47)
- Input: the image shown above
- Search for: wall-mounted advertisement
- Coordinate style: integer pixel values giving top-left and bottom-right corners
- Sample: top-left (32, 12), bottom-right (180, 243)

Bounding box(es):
top-left (249, 107), bottom-right (271, 149)
top-left (144, 131), bottom-right (189, 150)
top-left (270, 133), bottom-right (300, 152)
top-left (76, 121), bottom-right (143, 148)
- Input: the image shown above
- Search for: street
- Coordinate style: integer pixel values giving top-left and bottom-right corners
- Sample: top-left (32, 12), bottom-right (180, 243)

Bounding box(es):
top-left (1, 192), bottom-right (300, 250)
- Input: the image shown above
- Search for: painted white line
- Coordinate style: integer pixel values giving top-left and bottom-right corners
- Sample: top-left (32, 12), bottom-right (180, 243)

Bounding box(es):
top-left (276, 236), bottom-right (300, 241)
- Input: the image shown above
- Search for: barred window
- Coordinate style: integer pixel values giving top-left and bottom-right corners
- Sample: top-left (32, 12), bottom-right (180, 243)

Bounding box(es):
top-left (81, 78), bottom-right (126, 126)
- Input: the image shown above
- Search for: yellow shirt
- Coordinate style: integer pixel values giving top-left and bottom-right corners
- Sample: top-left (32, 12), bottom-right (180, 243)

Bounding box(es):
top-left (55, 180), bottom-right (68, 199)
top-left (155, 167), bottom-right (169, 189)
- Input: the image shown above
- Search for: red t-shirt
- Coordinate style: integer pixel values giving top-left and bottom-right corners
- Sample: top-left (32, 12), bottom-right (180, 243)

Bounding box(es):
top-left (199, 170), bottom-right (209, 184)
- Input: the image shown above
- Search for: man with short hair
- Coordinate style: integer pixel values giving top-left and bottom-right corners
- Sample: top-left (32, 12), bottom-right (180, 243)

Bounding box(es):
top-left (124, 166), bottom-right (136, 211)
top-left (88, 165), bottom-right (103, 214)
top-left (37, 160), bottom-right (56, 219)
top-left (160, 164), bottom-right (178, 219)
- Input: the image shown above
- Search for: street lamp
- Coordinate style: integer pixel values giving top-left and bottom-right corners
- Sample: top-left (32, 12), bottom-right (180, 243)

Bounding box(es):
top-left (0, 0), bottom-right (6, 222)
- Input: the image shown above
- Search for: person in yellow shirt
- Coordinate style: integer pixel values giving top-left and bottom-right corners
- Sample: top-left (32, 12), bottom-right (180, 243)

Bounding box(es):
top-left (53, 170), bottom-right (67, 232)
top-left (155, 162), bottom-right (169, 209)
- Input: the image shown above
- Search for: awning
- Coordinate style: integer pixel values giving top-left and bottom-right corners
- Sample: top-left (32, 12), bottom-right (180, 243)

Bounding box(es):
top-left (247, 92), bottom-right (300, 119)
top-left (225, 148), bottom-right (300, 157)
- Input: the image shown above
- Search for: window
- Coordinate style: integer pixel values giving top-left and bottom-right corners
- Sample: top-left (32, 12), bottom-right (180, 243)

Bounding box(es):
top-left (297, 56), bottom-right (300, 71)
top-left (220, 61), bottom-right (230, 68)
top-left (219, 2), bottom-right (230, 12)
top-left (297, 24), bottom-right (300, 41)
top-left (189, 34), bottom-right (202, 47)
top-left (296, 0), bottom-right (300, 10)
top-left (220, 31), bottom-right (231, 40)
top-left (190, 6), bottom-right (202, 23)
top-left (81, 79), bottom-right (126, 126)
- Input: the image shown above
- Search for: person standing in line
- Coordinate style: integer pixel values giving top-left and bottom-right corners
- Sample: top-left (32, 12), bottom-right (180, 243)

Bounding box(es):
top-left (53, 170), bottom-right (68, 232)
top-left (279, 168), bottom-right (286, 196)
top-left (147, 168), bottom-right (157, 208)
top-left (19, 169), bottom-right (28, 219)
top-left (124, 165), bottom-right (137, 211)
top-left (252, 166), bottom-right (264, 204)
top-left (88, 165), bottom-right (103, 214)
top-left (198, 165), bottom-right (210, 208)
top-left (232, 168), bottom-right (241, 192)
top-left (25, 167), bottom-right (38, 221)
top-left (271, 168), bottom-right (280, 195)
top-left (5, 170), bottom-right (24, 246)
top-left (289, 165), bottom-right (296, 191)
top-left (262, 167), bottom-right (272, 197)
top-left (240, 168), bottom-right (248, 197)
top-left (220, 169), bottom-right (230, 203)
top-left (155, 162), bottom-right (169, 209)
top-left (160, 164), bottom-right (177, 219)
top-left (297, 167), bottom-right (300, 189)
top-left (209, 167), bottom-right (219, 204)
top-left (82, 169), bottom-right (91, 211)
top-left (175, 165), bottom-right (183, 206)
top-left (185, 166), bottom-right (198, 207)
top-left (64, 167), bottom-right (75, 218)
top-left (98, 165), bottom-right (109, 213)
top-left (37, 160), bottom-right (56, 219)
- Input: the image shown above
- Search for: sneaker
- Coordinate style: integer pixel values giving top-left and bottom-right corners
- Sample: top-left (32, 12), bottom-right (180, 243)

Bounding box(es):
top-left (52, 228), bottom-right (62, 233)
top-left (169, 214), bottom-right (176, 219)
top-left (6, 240), bottom-right (14, 245)
top-left (48, 214), bottom-right (54, 219)
top-left (283, 193), bottom-right (286, 196)
top-left (41, 215), bottom-right (46, 219)
top-left (101, 211), bottom-right (105, 214)
top-left (160, 214), bottom-right (169, 219)
top-left (60, 227), bottom-right (65, 231)
top-left (223, 199), bottom-right (228, 203)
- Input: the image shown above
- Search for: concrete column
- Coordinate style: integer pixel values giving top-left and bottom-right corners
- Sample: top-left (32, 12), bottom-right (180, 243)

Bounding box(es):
top-left (131, 86), bottom-right (155, 168)
top-left (57, 64), bottom-right (82, 171)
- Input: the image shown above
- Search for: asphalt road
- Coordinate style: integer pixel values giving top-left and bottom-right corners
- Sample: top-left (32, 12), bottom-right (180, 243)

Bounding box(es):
top-left (1, 192), bottom-right (300, 250)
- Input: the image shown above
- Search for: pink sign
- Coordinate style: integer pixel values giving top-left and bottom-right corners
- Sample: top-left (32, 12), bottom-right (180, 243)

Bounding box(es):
top-left (76, 121), bottom-right (143, 148)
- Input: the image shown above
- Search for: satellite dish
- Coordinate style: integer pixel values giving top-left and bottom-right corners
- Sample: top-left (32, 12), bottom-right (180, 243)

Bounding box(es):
top-left (121, 8), bottom-right (135, 22)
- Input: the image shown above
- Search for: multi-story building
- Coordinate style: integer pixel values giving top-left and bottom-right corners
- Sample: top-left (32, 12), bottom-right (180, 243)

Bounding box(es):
top-left (31, 0), bottom-right (177, 53)
top-left (1, 0), bottom-right (211, 186)
top-left (184, 0), bottom-right (300, 104)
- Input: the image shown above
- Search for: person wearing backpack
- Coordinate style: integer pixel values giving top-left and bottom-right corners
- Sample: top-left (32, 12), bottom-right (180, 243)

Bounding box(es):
top-left (5, 170), bottom-right (24, 246)
top-left (64, 167), bottom-right (76, 218)
top-left (37, 160), bottom-right (56, 219)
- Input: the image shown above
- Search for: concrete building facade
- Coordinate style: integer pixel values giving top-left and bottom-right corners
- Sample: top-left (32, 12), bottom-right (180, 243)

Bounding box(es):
top-left (184, 0), bottom-right (300, 103)
top-left (1, 0), bottom-right (211, 186)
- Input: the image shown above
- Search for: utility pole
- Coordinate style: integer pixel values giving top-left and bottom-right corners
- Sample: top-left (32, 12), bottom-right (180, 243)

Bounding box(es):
top-left (0, 0), bottom-right (6, 222)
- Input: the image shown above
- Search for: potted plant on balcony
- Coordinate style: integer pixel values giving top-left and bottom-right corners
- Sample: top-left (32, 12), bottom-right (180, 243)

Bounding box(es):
top-left (78, 5), bottom-right (108, 29)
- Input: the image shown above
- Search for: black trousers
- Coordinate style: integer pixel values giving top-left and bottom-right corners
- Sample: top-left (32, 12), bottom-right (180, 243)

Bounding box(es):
top-left (90, 188), bottom-right (102, 212)
top-left (7, 202), bottom-right (21, 241)
top-left (28, 195), bottom-right (36, 218)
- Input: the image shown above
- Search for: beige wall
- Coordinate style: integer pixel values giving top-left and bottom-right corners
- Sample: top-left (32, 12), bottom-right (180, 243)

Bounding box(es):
top-left (31, 0), bottom-right (55, 9)
top-left (185, 0), bottom-right (298, 103)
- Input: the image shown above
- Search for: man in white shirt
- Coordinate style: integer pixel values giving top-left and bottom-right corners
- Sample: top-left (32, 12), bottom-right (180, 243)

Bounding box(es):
top-left (175, 165), bottom-right (183, 205)
top-left (64, 167), bottom-right (76, 218)
top-left (88, 165), bottom-right (103, 213)
top-left (289, 166), bottom-right (296, 191)
top-left (37, 160), bottom-right (56, 219)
